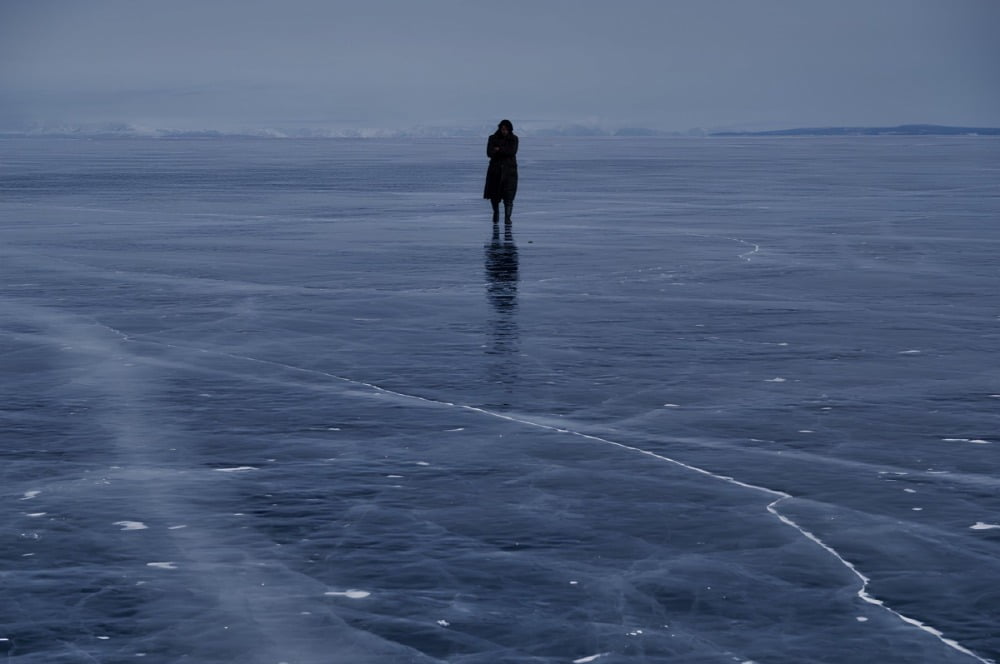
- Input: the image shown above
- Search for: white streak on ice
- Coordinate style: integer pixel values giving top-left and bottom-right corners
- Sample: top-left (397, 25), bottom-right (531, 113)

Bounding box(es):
top-left (146, 562), bottom-right (177, 570)
top-left (214, 466), bottom-right (258, 472)
top-left (113, 521), bottom-right (148, 531)
top-left (573, 653), bottom-right (610, 663)
top-left (343, 388), bottom-right (993, 663)
top-left (970, 522), bottom-right (1000, 531)
top-left (324, 590), bottom-right (371, 599)
top-left (19, 491), bottom-right (41, 500)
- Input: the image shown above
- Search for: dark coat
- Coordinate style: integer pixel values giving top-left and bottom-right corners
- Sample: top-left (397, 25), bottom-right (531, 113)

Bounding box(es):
top-left (483, 132), bottom-right (518, 202)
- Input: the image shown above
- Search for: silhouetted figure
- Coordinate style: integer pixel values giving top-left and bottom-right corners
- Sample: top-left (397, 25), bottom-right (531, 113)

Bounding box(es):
top-left (483, 119), bottom-right (518, 225)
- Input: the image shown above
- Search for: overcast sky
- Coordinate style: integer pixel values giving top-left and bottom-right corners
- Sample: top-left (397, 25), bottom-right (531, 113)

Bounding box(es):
top-left (2, 0), bottom-right (998, 133)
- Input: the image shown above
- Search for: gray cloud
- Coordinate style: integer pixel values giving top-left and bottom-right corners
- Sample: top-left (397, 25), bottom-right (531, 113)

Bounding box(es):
top-left (2, 0), bottom-right (998, 133)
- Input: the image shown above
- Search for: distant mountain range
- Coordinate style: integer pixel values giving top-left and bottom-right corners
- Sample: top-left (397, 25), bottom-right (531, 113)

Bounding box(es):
top-left (710, 124), bottom-right (1000, 136)
top-left (2, 123), bottom-right (998, 139)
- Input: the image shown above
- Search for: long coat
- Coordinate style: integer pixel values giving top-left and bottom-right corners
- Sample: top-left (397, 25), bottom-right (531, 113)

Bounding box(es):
top-left (483, 132), bottom-right (518, 202)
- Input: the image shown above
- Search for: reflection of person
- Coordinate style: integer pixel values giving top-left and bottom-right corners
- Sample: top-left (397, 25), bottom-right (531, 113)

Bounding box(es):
top-left (483, 119), bottom-right (519, 225)
top-left (485, 224), bottom-right (519, 314)
top-left (485, 224), bottom-right (519, 359)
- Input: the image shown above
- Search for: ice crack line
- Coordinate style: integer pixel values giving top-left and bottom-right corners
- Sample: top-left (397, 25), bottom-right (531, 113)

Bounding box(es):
top-left (736, 238), bottom-right (761, 261)
top-left (102, 326), bottom-right (990, 664)
top-left (684, 231), bottom-right (760, 262)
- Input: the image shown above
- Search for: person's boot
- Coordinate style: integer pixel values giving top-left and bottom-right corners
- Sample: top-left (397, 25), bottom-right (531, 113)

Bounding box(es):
top-left (503, 201), bottom-right (513, 225)
top-left (491, 200), bottom-right (500, 224)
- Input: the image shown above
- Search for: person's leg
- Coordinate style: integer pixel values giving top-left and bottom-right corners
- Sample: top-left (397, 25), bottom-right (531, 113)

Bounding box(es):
top-left (503, 198), bottom-right (513, 225)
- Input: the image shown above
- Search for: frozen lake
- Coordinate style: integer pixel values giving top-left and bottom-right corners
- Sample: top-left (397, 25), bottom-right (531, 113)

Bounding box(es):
top-left (1, 136), bottom-right (999, 663)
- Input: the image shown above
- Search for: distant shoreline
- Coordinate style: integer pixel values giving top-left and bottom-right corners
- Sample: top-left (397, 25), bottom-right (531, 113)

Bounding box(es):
top-left (709, 124), bottom-right (1000, 137)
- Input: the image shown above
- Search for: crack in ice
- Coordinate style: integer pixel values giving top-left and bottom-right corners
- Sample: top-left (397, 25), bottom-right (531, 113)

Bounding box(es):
top-left (99, 324), bottom-right (992, 664)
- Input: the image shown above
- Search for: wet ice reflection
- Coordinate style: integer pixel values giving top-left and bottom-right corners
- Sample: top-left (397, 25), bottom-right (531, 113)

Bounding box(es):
top-left (484, 224), bottom-right (520, 400)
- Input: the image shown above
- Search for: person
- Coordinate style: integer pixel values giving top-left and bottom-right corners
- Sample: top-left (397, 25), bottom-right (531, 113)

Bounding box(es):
top-left (483, 119), bottom-right (518, 225)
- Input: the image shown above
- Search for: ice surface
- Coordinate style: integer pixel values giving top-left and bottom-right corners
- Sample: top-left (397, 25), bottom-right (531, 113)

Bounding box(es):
top-left (2, 136), bottom-right (999, 663)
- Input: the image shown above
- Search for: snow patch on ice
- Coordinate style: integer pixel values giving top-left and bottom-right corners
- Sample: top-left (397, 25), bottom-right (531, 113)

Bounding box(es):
top-left (574, 654), bottom-right (610, 664)
top-left (114, 521), bottom-right (148, 531)
top-left (970, 522), bottom-right (1000, 530)
top-left (324, 589), bottom-right (371, 599)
